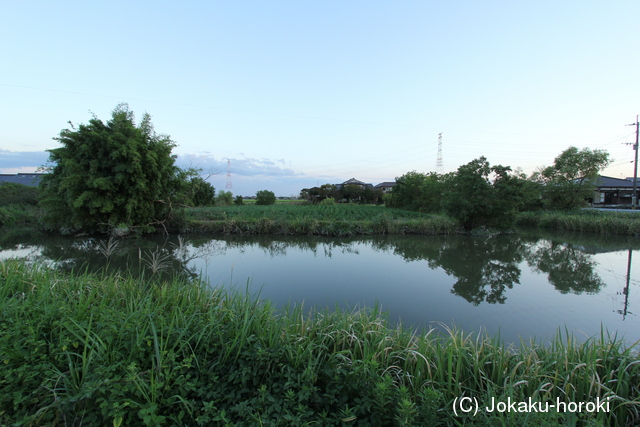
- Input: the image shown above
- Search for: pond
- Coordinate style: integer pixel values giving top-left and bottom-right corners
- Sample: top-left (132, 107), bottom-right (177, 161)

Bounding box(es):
top-left (1, 228), bottom-right (639, 346)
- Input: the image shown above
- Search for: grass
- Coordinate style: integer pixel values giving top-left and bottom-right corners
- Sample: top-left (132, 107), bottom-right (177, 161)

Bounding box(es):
top-left (1, 259), bottom-right (639, 426)
top-left (516, 210), bottom-right (640, 235)
top-left (182, 204), bottom-right (460, 236)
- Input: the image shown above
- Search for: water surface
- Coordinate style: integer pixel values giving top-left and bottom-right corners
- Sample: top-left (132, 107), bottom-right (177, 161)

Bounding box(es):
top-left (1, 229), bottom-right (638, 345)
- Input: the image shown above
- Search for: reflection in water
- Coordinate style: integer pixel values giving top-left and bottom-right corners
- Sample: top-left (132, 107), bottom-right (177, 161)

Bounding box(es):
top-left (527, 240), bottom-right (604, 294)
top-left (621, 249), bottom-right (633, 320)
top-left (1, 229), bottom-right (639, 345)
top-left (1, 230), bottom-right (639, 306)
top-left (370, 233), bottom-right (621, 305)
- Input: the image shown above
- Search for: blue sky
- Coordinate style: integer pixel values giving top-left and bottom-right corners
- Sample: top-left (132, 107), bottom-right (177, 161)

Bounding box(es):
top-left (2, 1), bottom-right (639, 196)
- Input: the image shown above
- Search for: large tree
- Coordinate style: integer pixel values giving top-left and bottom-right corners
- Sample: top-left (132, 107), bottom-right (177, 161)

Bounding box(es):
top-left (534, 146), bottom-right (611, 210)
top-left (40, 104), bottom-right (182, 233)
top-left (444, 157), bottom-right (526, 231)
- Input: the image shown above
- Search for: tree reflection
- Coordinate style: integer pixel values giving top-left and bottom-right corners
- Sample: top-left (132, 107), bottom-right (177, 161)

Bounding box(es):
top-left (20, 234), bottom-right (226, 282)
top-left (433, 236), bottom-right (526, 305)
top-left (526, 240), bottom-right (604, 294)
top-left (0, 230), bottom-right (628, 305)
top-left (370, 235), bottom-right (526, 305)
top-left (372, 233), bottom-right (612, 305)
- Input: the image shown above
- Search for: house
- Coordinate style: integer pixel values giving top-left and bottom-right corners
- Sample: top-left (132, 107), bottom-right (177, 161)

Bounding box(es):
top-left (0, 173), bottom-right (45, 187)
top-left (374, 182), bottom-right (396, 193)
top-left (591, 176), bottom-right (639, 206)
top-left (336, 178), bottom-right (373, 190)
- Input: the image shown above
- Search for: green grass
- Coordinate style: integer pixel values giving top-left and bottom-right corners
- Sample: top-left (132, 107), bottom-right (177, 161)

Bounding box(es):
top-left (516, 210), bottom-right (640, 235)
top-left (183, 204), bottom-right (460, 236)
top-left (1, 259), bottom-right (639, 426)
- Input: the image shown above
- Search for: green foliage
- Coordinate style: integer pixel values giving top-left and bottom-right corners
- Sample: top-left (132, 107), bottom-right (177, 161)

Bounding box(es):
top-left (387, 171), bottom-right (447, 212)
top-left (176, 170), bottom-right (215, 207)
top-left (39, 104), bottom-right (181, 234)
top-left (341, 184), bottom-right (364, 203)
top-left (300, 184), bottom-right (337, 204)
top-left (234, 195), bottom-right (244, 205)
top-left (319, 183), bottom-right (339, 201)
top-left (1, 259), bottom-right (638, 426)
top-left (0, 206), bottom-right (13, 227)
top-left (301, 184), bottom-right (382, 204)
top-left (0, 183), bottom-right (39, 207)
top-left (444, 157), bottom-right (527, 231)
top-left (534, 146), bottom-right (611, 210)
top-left (186, 204), bottom-right (459, 236)
top-left (319, 197), bottom-right (336, 205)
top-left (184, 204), bottom-right (459, 235)
top-left (255, 189), bottom-right (276, 205)
top-left (516, 210), bottom-right (640, 235)
top-left (215, 190), bottom-right (233, 206)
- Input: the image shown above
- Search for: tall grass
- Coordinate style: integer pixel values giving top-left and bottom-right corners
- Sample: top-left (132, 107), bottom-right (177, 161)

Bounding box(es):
top-left (1, 259), bottom-right (639, 425)
top-left (184, 204), bottom-right (460, 236)
top-left (517, 210), bottom-right (640, 235)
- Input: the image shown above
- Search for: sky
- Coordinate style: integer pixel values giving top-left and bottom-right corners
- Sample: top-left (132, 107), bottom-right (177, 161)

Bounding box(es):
top-left (2, 1), bottom-right (640, 197)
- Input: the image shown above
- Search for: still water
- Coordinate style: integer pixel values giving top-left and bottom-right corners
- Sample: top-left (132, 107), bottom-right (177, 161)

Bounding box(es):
top-left (1, 229), bottom-right (639, 346)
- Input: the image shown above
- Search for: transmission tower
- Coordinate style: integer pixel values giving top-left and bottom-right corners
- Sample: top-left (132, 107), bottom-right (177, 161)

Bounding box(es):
top-left (225, 159), bottom-right (233, 190)
top-left (435, 132), bottom-right (444, 174)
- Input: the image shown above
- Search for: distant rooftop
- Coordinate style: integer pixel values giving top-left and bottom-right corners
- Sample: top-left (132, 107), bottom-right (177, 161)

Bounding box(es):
top-left (374, 182), bottom-right (396, 188)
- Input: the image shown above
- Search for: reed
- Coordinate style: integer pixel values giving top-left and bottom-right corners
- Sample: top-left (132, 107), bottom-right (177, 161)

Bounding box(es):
top-left (184, 205), bottom-right (460, 236)
top-left (1, 259), bottom-right (638, 425)
top-left (517, 210), bottom-right (640, 235)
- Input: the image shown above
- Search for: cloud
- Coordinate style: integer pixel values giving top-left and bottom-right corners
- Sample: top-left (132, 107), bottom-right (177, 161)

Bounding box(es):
top-left (0, 150), bottom-right (50, 172)
top-left (0, 149), bottom-right (320, 196)
top-left (175, 153), bottom-right (305, 178)
top-left (174, 153), bottom-right (324, 196)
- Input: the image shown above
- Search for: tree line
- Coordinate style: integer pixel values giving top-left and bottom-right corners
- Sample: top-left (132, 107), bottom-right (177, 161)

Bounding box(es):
top-left (385, 147), bottom-right (610, 230)
top-left (300, 184), bottom-right (384, 205)
top-left (33, 103), bottom-right (612, 235)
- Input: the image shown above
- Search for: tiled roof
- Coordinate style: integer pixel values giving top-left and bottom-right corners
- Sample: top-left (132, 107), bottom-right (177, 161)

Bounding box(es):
top-left (375, 182), bottom-right (396, 188)
top-left (342, 178), bottom-right (366, 185)
top-left (594, 176), bottom-right (636, 188)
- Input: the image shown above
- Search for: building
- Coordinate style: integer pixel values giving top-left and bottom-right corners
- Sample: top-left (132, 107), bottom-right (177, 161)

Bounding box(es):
top-left (592, 176), bottom-right (639, 206)
top-left (336, 178), bottom-right (373, 190)
top-left (374, 182), bottom-right (396, 193)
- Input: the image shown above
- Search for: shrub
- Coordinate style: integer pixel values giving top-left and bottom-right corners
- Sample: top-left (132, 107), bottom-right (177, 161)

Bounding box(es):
top-left (234, 195), bottom-right (244, 205)
top-left (255, 190), bottom-right (276, 205)
top-left (0, 183), bottom-right (39, 207)
top-left (39, 103), bottom-right (181, 233)
top-left (0, 207), bottom-right (14, 227)
top-left (216, 190), bottom-right (233, 206)
top-left (320, 197), bottom-right (336, 205)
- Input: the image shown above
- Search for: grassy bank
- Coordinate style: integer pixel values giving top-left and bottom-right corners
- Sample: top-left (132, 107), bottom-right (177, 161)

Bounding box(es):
top-left (182, 204), bottom-right (460, 236)
top-left (1, 260), bottom-right (639, 426)
top-left (516, 210), bottom-right (640, 235)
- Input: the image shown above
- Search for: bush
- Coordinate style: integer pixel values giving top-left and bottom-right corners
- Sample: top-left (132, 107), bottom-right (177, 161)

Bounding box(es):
top-left (320, 197), bottom-right (335, 205)
top-left (0, 207), bottom-right (14, 227)
top-left (0, 183), bottom-right (39, 207)
top-left (234, 195), bottom-right (244, 205)
top-left (216, 190), bottom-right (233, 206)
top-left (255, 190), bottom-right (276, 205)
top-left (39, 104), bottom-right (181, 233)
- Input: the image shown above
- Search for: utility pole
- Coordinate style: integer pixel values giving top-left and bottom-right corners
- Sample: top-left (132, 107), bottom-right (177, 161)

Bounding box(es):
top-left (627, 116), bottom-right (639, 208)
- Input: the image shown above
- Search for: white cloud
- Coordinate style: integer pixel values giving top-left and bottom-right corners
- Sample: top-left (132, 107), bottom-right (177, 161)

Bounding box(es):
top-left (0, 150), bottom-right (50, 172)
